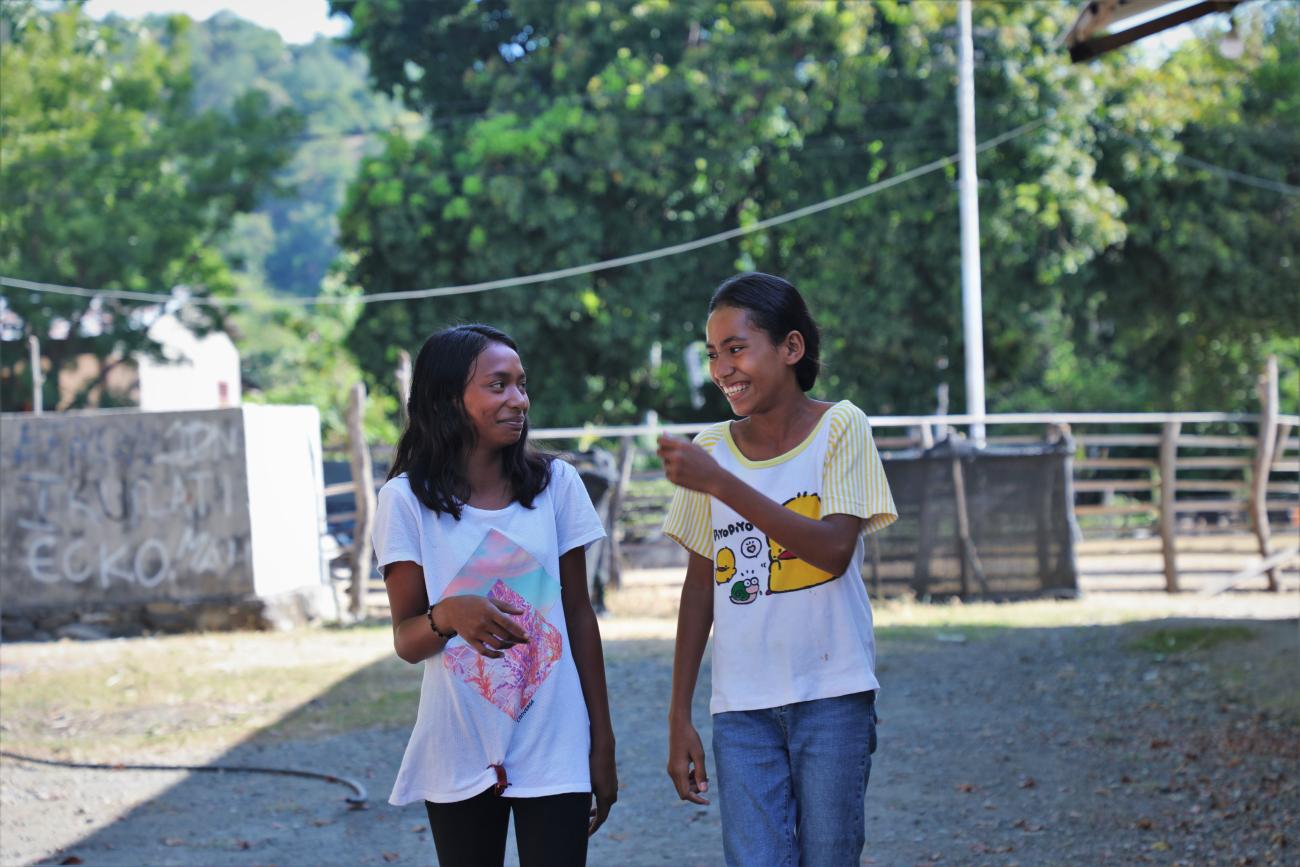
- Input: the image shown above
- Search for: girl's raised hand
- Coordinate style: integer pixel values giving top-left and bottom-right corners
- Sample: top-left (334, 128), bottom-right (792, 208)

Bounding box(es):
top-left (433, 595), bottom-right (529, 658)
top-left (657, 435), bottom-right (725, 496)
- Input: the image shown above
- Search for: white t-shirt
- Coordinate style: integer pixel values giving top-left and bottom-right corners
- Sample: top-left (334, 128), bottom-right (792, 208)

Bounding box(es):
top-left (662, 401), bottom-right (897, 715)
top-left (371, 458), bottom-right (606, 805)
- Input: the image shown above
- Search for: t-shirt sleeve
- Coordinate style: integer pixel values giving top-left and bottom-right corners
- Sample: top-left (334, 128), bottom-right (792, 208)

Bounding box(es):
top-left (552, 459), bottom-right (607, 555)
top-left (661, 430), bottom-right (716, 560)
top-left (822, 404), bottom-right (898, 535)
top-left (371, 480), bottom-right (423, 577)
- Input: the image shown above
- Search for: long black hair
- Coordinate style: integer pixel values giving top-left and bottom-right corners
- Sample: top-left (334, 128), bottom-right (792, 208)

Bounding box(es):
top-left (709, 272), bottom-right (822, 391)
top-left (388, 324), bottom-right (552, 519)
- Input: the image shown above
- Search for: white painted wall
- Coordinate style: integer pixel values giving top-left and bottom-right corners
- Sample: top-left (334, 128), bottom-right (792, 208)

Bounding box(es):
top-left (137, 314), bottom-right (241, 411)
top-left (242, 404), bottom-right (332, 604)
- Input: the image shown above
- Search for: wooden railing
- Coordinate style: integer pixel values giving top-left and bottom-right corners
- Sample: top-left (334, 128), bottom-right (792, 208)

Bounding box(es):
top-left (328, 408), bottom-right (1298, 608)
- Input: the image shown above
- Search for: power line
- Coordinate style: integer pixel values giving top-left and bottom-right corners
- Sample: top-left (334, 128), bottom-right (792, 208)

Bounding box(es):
top-left (0, 117), bottom-right (1046, 309)
top-left (1099, 123), bottom-right (1300, 197)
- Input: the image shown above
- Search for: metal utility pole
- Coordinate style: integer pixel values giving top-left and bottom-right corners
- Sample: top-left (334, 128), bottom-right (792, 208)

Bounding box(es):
top-left (957, 0), bottom-right (986, 445)
top-left (28, 334), bottom-right (43, 414)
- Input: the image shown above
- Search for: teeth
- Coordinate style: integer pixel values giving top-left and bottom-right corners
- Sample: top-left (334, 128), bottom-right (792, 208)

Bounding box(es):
top-left (722, 384), bottom-right (749, 397)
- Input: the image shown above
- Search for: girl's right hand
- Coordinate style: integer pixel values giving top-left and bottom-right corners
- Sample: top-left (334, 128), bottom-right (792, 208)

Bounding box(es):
top-left (666, 718), bottom-right (710, 805)
top-left (657, 435), bottom-right (726, 496)
top-left (432, 595), bottom-right (529, 658)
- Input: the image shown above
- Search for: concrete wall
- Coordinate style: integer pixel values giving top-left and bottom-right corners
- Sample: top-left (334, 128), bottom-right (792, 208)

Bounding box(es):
top-left (0, 406), bottom-right (331, 637)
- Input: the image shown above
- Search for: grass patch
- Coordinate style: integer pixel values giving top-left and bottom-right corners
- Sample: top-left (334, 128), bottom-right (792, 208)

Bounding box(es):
top-left (0, 625), bottom-right (406, 759)
top-left (1129, 624), bottom-right (1256, 654)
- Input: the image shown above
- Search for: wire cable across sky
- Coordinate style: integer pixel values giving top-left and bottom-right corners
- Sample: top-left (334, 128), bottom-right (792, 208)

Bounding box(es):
top-left (1, 118), bottom-right (1047, 310)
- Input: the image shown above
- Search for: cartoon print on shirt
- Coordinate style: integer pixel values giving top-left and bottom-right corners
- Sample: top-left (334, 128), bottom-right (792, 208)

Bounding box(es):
top-left (767, 492), bottom-right (837, 593)
top-left (729, 575), bottom-right (760, 604)
top-left (715, 546), bottom-right (737, 584)
top-left (440, 529), bottom-right (564, 720)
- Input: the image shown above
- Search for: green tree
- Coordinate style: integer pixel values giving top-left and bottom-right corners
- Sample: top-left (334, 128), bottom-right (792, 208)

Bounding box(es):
top-left (1043, 4), bottom-right (1300, 413)
top-left (185, 12), bottom-right (416, 296)
top-left (0, 5), bottom-right (301, 410)
top-left (330, 0), bottom-right (1126, 426)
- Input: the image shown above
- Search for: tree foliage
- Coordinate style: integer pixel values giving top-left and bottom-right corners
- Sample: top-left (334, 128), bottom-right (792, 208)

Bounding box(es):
top-left (0, 5), bottom-right (300, 410)
top-left (1049, 6), bottom-right (1299, 413)
top-left (331, 0), bottom-right (1297, 424)
top-left (328, 0), bottom-right (1122, 426)
top-left (177, 12), bottom-right (415, 445)
top-left (185, 12), bottom-right (416, 296)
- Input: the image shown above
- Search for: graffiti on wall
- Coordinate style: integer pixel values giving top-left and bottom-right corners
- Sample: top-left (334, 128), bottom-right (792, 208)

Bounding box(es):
top-left (2, 413), bottom-right (252, 597)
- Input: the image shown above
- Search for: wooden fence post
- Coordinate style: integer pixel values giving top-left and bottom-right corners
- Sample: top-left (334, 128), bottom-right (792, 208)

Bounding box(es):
top-left (1159, 420), bottom-right (1181, 593)
top-left (347, 383), bottom-right (377, 618)
top-left (603, 439), bottom-right (636, 591)
top-left (1249, 356), bottom-right (1280, 592)
top-left (911, 457), bottom-right (937, 599)
top-left (950, 453), bottom-right (989, 597)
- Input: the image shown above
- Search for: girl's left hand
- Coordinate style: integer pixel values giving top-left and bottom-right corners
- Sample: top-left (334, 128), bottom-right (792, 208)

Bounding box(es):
top-left (588, 742), bottom-right (618, 836)
top-left (658, 435), bottom-right (725, 496)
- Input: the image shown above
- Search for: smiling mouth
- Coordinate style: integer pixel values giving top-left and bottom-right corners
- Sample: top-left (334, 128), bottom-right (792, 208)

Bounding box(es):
top-left (720, 383), bottom-right (750, 399)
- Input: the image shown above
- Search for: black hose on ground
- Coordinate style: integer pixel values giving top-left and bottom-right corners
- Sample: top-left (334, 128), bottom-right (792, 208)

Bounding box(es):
top-left (0, 750), bottom-right (368, 807)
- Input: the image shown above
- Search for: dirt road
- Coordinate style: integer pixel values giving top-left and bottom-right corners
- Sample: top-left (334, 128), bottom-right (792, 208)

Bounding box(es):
top-left (2, 593), bottom-right (1296, 866)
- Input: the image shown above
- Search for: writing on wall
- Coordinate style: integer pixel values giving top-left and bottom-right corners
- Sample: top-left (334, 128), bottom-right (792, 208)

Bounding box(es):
top-left (1, 411), bottom-right (253, 603)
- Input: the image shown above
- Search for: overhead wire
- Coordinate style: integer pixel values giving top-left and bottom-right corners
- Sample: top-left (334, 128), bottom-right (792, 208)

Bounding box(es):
top-left (0, 117), bottom-right (1047, 309)
top-left (1097, 122), bottom-right (1300, 197)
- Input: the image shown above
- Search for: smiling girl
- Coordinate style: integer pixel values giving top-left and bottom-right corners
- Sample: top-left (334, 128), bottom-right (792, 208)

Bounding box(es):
top-left (659, 273), bottom-right (897, 866)
top-left (372, 324), bottom-right (616, 866)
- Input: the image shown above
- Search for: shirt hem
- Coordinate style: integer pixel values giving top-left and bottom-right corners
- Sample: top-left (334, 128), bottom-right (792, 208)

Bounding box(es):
top-left (391, 781), bottom-right (592, 806)
top-left (562, 527), bottom-right (607, 555)
top-left (664, 530), bottom-right (711, 560)
top-left (376, 550), bottom-right (422, 577)
top-left (710, 678), bottom-right (880, 716)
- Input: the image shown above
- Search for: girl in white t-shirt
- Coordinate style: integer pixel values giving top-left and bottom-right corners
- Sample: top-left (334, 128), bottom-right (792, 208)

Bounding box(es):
top-left (659, 273), bottom-right (897, 867)
top-left (372, 323), bottom-right (616, 867)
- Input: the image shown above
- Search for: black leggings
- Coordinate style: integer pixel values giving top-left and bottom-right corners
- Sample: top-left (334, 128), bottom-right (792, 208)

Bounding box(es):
top-left (424, 787), bottom-right (590, 867)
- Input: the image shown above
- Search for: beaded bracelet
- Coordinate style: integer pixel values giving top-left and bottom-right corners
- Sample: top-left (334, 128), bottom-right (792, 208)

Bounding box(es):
top-left (427, 604), bottom-right (456, 640)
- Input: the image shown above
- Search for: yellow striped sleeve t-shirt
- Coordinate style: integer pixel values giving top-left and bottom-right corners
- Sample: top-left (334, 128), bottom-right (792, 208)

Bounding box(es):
top-left (660, 400), bottom-right (898, 714)
top-left (821, 401), bottom-right (897, 535)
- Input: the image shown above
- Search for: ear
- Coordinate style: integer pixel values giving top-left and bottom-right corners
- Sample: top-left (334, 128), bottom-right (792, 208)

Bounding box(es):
top-left (781, 330), bottom-right (806, 368)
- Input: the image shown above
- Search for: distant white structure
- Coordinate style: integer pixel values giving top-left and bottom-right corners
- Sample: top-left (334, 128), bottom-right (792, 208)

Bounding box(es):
top-left (137, 313), bottom-right (241, 411)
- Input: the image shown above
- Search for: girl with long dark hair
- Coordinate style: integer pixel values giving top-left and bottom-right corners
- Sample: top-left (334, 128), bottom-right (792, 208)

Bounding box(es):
top-left (373, 324), bottom-right (617, 866)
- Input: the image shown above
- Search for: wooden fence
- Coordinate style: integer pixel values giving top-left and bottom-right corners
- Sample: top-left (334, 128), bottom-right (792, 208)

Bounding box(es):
top-left (328, 398), bottom-right (1298, 614)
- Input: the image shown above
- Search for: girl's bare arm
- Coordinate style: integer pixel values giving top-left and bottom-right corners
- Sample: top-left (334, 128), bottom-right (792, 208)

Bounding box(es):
top-left (667, 551), bottom-right (714, 804)
top-left (385, 561), bottom-right (528, 663)
top-left (658, 437), bottom-right (864, 576)
top-left (559, 547), bottom-right (618, 834)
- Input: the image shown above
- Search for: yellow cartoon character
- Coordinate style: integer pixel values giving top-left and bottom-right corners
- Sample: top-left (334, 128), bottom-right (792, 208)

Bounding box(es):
top-left (715, 546), bottom-right (737, 584)
top-left (767, 493), bottom-right (836, 593)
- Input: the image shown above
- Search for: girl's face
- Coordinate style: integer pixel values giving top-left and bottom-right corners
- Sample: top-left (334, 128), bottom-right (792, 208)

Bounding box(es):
top-left (705, 305), bottom-right (803, 416)
top-left (462, 341), bottom-right (529, 451)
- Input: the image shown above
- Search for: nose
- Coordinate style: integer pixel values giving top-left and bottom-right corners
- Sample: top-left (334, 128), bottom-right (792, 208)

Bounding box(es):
top-left (507, 384), bottom-right (528, 410)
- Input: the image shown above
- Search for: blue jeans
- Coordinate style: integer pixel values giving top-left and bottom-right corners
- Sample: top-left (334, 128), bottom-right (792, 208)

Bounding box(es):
top-left (712, 691), bottom-right (877, 867)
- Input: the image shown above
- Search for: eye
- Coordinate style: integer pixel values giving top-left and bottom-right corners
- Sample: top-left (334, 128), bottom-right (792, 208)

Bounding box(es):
top-left (706, 352), bottom-right (718, 360)
top-left (729, 346), bottom-right (744, 354)
top-left (518, 380), bottom-right (528, 392)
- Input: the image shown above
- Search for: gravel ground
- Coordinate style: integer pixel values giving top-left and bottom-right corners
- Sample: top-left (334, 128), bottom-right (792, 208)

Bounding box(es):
top-left (3, 606), bottom-right (1296, 866)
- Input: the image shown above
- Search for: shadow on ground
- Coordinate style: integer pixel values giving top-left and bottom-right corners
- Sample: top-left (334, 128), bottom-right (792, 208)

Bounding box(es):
top-left (11, 615), bottom-right (1298, 866)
